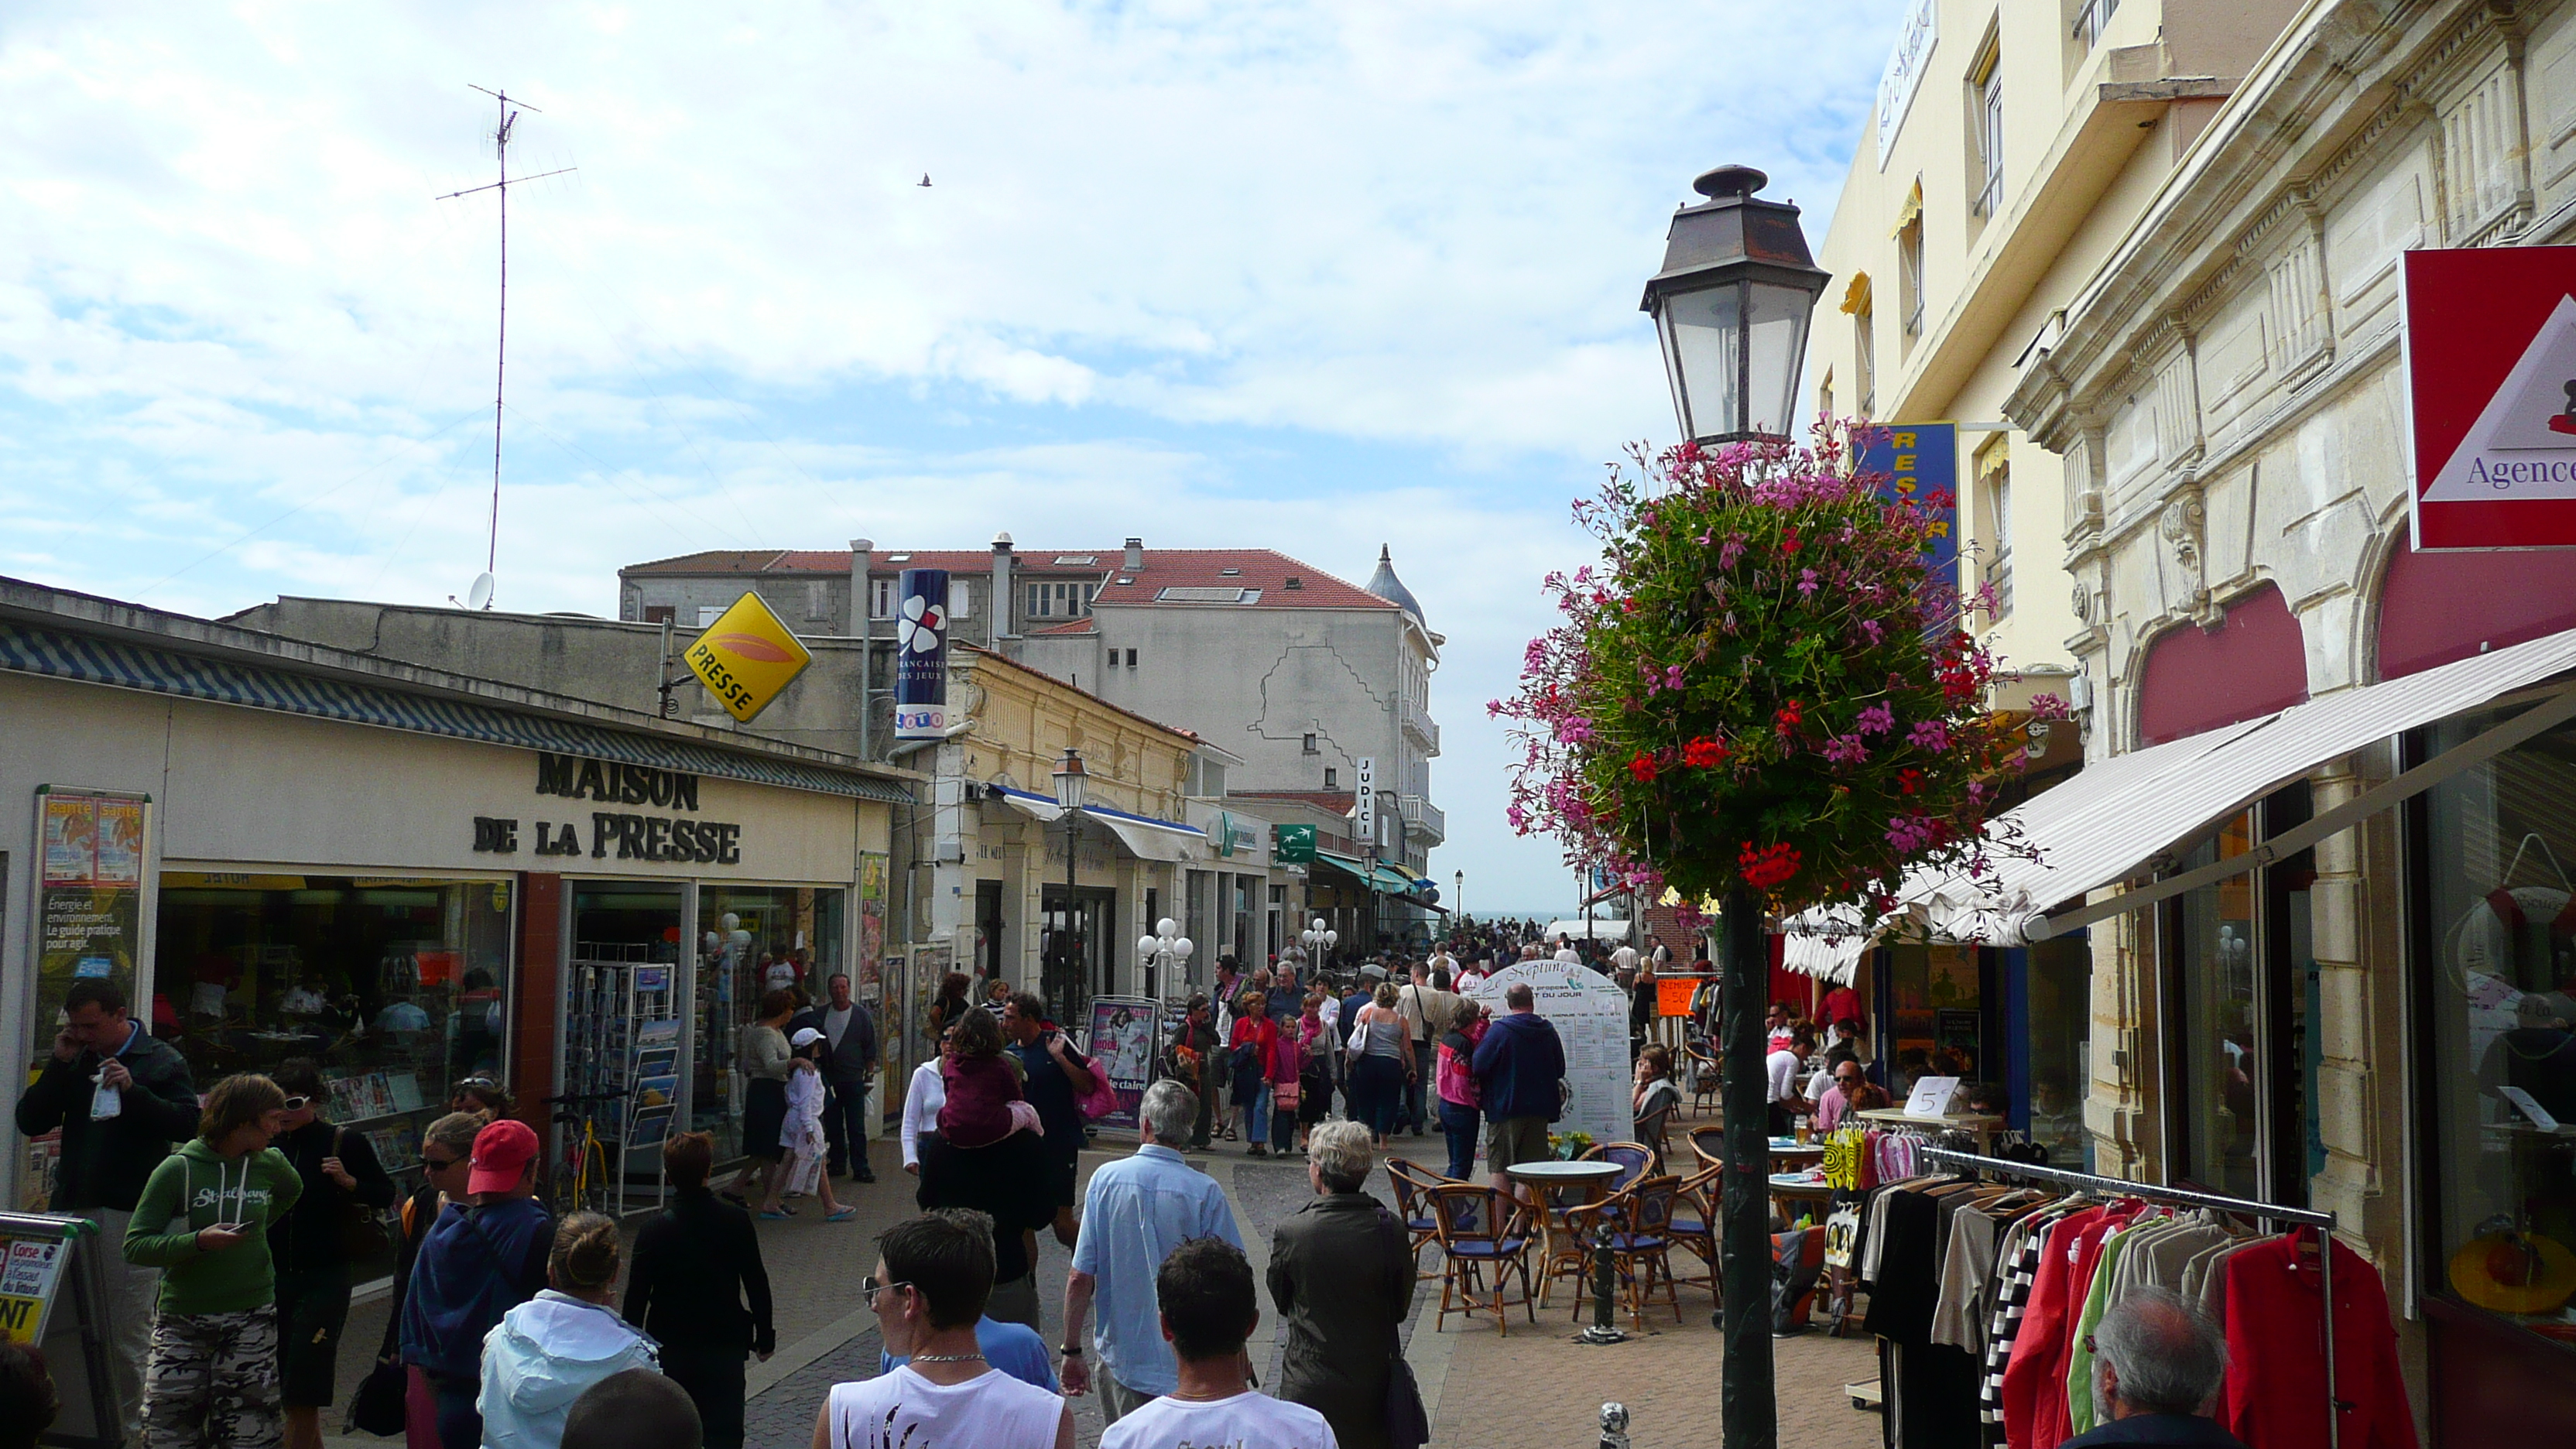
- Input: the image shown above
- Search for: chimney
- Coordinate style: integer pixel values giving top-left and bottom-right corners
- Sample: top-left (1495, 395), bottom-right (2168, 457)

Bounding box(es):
top-left (992, 531), bottom-right (1016, 641)
top-left (1123, 536), bottom-right (1144, 571)
top-left (847, 538), bottom-right (872, 635)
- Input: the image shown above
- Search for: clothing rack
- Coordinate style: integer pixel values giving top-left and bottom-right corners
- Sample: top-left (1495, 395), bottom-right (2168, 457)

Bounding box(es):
top-left (1917, 1147), bottom-right (2344, 1449)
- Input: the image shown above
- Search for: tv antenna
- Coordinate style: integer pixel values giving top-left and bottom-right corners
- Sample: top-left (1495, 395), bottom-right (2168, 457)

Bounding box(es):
top-left (437, 85), bottom-right (574, 610)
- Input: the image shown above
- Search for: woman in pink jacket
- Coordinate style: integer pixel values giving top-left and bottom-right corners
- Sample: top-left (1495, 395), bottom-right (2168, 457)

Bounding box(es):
top-left (1434, 1002), bottom-right (1489, 1181)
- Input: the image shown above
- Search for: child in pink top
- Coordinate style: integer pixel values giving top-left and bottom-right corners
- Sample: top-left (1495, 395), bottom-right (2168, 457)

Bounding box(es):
top-left (937, 1007), bottom-right (1042, 1149)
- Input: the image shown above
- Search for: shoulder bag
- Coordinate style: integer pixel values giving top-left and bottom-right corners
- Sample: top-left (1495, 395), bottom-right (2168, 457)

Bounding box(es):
top-left (333, 1128), bottom-right (393, 1261)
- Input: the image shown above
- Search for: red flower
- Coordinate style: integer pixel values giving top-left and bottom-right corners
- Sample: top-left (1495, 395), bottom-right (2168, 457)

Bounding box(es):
top-left (1682, 736), bottom-right (1729, 769)
top-left (1897, 768), bottom-right (1923, 795)
top-left (1627, 751), bottom-right (1659, 783)
top-left (1738, 841), bottom-right (1801, 889)
top-left (1773, 699), bottom-right (1804, 736)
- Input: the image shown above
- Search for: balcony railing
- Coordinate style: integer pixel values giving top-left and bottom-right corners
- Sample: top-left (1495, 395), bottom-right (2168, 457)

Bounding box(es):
top-left (1401, 702), bottom-right (1440, 755)
top-left (1397, 794), bottom-right (1447, 844)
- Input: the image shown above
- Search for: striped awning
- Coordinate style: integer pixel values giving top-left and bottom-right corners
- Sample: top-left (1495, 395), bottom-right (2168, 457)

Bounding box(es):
top-left (0, 621), bottom-right (914, 804)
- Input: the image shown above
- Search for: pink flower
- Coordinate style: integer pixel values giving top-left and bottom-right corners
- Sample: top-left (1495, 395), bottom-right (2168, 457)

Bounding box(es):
top-left (1906, 721), bottom-right (1951, 753)
top-left (1797, 568), bottom-right (1821, 598)
top-left (1821, 734), bottom-right (1869, 766)
top-left (1855, 704), bottom-right (1895, 735)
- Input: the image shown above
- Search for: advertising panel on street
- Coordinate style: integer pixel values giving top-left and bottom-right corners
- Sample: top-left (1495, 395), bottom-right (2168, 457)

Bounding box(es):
top-left (893, 567), bottom-right (951, 738)
top-left (2403, 245), bottom-right (2576, 549)
top-left (683, 591), bottom-right (814, 722)
top-left (26, 790), bottom-right (147, 1207)
top-left (1464, 962), bottom-right (1631, 1150)
top-left (1081, 995), bottom-right (1159, 1134)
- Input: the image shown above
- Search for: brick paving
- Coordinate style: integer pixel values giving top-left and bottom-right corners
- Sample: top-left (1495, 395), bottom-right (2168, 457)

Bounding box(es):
top-left (321, 1125), bottom-right (1893, 1449)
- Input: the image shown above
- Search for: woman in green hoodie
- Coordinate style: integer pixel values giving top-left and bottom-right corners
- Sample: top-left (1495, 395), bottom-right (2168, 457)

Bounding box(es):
top-left (123, 1073), bottom-right (303, 1449)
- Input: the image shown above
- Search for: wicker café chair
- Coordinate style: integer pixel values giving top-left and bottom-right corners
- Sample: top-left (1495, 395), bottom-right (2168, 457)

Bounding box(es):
top-left (1690, 1124), bottom-right (1730, 1173)
top-left (1667, 1163), bottom-right (1723, 1300)
top-left (1565, 1173), bottom-right (1686, 1328)
top-left (1427, 1183), bottom-right (1536, 1335)
top-left (1580, 1139), bottom-right (1660, 1190)
top-left (1382, 1157), bottom-right (1446, 1280)
top-left (1686, 1044), bottom-right (1723, 1116)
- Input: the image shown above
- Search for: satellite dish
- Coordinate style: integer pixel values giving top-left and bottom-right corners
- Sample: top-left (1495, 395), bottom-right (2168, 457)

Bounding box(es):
top-left (465, 573), bottom-right (495, 611)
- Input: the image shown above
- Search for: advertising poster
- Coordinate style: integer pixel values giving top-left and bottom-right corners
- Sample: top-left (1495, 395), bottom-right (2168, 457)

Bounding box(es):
top-left (0, 1235), bottom-right (66, 1345)
top-left (1082, 995), bottom-right (1159, 1134)
top-left (2401, 245), bottom-right (2576, 549)
top-left (858, 855), bottom-right (887, 998)
top-left (29, 793), bottom-right (148, 1124)
top-left (1857, 422), bottom-right (1961, 629)
top-left (892, 568), bottom-right (951, 738)
top-left (1464, 963), bottom-right (1632, 1149)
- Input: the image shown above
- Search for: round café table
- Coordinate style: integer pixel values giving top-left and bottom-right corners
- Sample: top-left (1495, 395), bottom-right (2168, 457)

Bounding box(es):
top-left (1506, 1160), bottom-right (1624, 1307)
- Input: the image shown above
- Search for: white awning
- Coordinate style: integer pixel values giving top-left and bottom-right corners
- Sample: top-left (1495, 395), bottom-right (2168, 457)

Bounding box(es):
top-left (1782, 932), bottom-right (1870, 985)
top-left (1913, 625), bottom-right (2576, 944)
top-left (1097, 812), bottom-right (1206, 864)
top-left (984, 785), bottom-right (1066, 823)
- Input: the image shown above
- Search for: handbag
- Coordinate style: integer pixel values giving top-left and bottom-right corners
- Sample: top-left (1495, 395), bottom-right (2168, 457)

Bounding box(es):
top-left (1076, 1064), bottom-right (1122, 1121)
top-left (333, 1129), bottom-right (392, 1261)
top-left (346, 1357), bottom-right (407, 1437)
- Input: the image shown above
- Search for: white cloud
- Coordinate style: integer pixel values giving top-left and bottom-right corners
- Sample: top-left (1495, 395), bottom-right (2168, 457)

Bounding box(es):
top-left (0, 0), bottom-right (1889, 913)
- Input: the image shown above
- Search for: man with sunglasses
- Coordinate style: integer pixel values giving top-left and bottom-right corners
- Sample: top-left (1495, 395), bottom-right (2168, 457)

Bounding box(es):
top-left (12, 978), bottom-right (199, 1444)
top-left (816, 1211), bottom-right (1074, 1449)
top-left (1814, 1058), bottom-right (1892, 1134)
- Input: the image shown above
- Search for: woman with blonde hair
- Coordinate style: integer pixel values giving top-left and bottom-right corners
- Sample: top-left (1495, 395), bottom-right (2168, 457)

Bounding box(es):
top-left (1346, 981), bottom-right (1414, 1148)
top-left (479, 1212), bottom-right (659, 1449)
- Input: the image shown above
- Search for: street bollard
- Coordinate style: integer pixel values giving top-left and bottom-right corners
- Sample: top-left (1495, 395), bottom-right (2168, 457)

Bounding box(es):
top-left (1577, 1214), bottom-right (1629, 1345)
top-left (1599, 1402), bottom-right (1632, 1449)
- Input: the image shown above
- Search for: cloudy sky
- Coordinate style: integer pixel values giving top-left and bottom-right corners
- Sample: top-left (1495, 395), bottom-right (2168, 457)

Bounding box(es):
top-left (0, 0), bottom-right (1892, 915)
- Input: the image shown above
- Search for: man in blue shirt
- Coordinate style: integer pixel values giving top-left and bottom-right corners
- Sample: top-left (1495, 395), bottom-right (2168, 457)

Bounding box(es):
top-left (1059, 1079), bottom-right (1243, 1425)
top-left (1471, 981), bottom-right (1567, 1208)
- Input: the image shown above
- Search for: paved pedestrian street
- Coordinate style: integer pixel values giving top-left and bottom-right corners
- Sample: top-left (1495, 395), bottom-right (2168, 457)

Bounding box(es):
top-left (320, 1132), bottom-right (1884, 1449)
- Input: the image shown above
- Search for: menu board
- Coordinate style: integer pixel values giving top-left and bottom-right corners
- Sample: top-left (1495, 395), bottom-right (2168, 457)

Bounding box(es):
top-left (1464, 963), bottom-right (1632, 1150)
top-left (0, 1235), bottom-right (66, 1344)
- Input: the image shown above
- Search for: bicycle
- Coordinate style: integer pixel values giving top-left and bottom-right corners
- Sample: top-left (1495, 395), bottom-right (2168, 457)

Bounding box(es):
top-left (543, 1091), bottom-right (622, 1218)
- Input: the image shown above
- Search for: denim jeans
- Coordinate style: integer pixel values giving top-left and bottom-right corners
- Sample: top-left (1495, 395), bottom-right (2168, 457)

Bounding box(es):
top-left (1438, 1098), bottom-right (1482, 1181)
top-left (1243, 1081), bottom-right (1271, 1145)
top-left (1352, 1055), bottom-right (1406, 1138)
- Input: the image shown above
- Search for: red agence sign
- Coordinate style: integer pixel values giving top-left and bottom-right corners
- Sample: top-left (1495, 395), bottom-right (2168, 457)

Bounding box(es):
top-left (2404, 245), bottom-right (2576, 550)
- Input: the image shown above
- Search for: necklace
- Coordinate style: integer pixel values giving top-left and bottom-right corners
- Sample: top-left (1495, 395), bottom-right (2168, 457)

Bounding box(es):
top-left (907, 1353), bottom-right (985, 1365)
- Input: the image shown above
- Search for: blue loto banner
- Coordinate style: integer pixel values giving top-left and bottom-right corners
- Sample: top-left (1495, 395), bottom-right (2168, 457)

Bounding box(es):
top-left (1855, 422), bottom-right (1961, 637)
top-left (893, 568), bottom-right (951, 738)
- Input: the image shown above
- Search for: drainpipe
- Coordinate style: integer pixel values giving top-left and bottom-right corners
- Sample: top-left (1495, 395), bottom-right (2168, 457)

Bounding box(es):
top-left (851, 538), bottom-right (873, 761)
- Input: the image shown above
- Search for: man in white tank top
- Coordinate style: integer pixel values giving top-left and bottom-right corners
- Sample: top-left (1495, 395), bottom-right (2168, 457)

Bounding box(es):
top-left (1099, 1236), bottom-right (1333, 1449)
top-left (817, 1210), bottom-right (1074, 1449)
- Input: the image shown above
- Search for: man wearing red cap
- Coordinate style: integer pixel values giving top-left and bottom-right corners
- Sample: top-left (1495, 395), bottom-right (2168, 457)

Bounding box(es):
top-left (400, 1118), bottom-right (557, 1449)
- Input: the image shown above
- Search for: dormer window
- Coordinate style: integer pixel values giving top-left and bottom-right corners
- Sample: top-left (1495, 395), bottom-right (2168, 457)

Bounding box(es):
top-left (1283, 576), bottom-right (1303, 591)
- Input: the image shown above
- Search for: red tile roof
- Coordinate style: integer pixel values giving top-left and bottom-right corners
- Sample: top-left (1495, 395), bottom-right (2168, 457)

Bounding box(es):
top-left (1027, 618), bottom-right (1098, 635)
top-left (622, 547), bottom-right (1395, 611)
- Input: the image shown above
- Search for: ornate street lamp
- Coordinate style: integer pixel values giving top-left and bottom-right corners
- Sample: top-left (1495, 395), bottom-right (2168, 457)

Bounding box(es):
top-left (1639, 165), bottom-right (1831, 445)
top-left (1052, 748), bottom-right (1088, 1012)
top-left (1297, 916), bottom-right (1338, 972)
top-left (1643, 163), bottom-right (1830, 1449)
top-left (1136, 916), bottom-right (1194, 1001)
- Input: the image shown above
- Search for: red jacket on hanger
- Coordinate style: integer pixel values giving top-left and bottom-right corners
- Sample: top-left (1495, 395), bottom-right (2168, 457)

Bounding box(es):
top-left (2000, 1205), bottom-right (2107, 1449)
top-left (2221, 1230), bottom-right (2416, 1449)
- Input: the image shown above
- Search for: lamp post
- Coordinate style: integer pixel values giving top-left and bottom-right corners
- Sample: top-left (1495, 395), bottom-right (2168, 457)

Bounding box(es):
top-left (1641, 163), bottom-right (1830, 1449)
top-left (1297, 916), bottom-right (1338, 974)
top-left (1454, 869), bottom-right (1464, 922)
top-left (1136, 916), bottom-right (1194, 1001)
top-left (1053, 748), bottom-right (1088, 1014)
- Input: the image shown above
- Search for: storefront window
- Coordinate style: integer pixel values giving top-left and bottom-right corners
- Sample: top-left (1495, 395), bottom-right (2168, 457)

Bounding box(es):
top-left (2020, 937), bottom-right (2094, 1172)
top-left (567, 882), bottom-right (683, 1177)
top-left (2165, 812), bottom-right (2260, 1199)
top-left (151, 873), bottom-right (512, 1279)
top-left (692, 885), bottom-right (842, 1155)
top-left (1883, 942), bottom-right (1984, 1098)
top-left (2414, 703), bottom-right (2576, 1345)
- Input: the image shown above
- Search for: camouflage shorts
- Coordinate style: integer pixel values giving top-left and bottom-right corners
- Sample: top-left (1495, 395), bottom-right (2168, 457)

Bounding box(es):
top-left (142, 1305), bottom-right (282, 1449)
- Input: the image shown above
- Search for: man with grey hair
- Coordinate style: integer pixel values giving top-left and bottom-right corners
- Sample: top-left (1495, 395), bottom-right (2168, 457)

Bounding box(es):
top-left (2060, 1286), bottom-right (2247, 1449)
top-left (1060, 1080), bottom-right (1245, 1424)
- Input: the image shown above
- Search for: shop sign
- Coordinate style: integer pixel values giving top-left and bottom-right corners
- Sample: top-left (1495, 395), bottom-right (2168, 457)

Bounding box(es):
top-left (534, 753), bottom-right (701, 811)
top-left (2403, 245), bottom-right (2576, 549)
top-left (29, 788), bottom-right (147, 1054)
top-left (475, 812), bottom-right (742, 864)
top-left (684, 591), bottom-right (814, 723)
top-left (1875, 0), bottom-right (1937, 167)
top-left (1857, 421), bottom-right (1960, 618)
top-left (1272, 823), bottom-right (1317, 863)
top-left (893, 568), bottom-right (951, 739)
top-left (1211, 812), bottom-right (1259, 859)
top-left (1353, 757), bottom-right (1376, 848)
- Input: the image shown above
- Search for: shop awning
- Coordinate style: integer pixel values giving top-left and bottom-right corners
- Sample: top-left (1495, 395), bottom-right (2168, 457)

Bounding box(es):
top-left (1779, 906), bottom-right (1873, 984)
top-left (1912, 626), bottom-right (2576, 944)
top-left (1092, 807), bottom-right (1207, 864)
top-left (1319, 850), bottom-right (1418, 892)
top-left (984, 784), bottom-right (1066, 822)
top-left (1373, 862), bottom-right (1429, 896)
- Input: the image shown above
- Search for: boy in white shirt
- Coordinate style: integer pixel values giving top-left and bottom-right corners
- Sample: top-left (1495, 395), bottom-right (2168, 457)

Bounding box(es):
top-left (1101, 1237), bottom-right (1335, 1449)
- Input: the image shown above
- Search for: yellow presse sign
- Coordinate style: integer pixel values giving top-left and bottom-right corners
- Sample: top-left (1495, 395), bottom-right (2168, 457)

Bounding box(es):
top-left (684, 591), bottom-right (814, 723)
